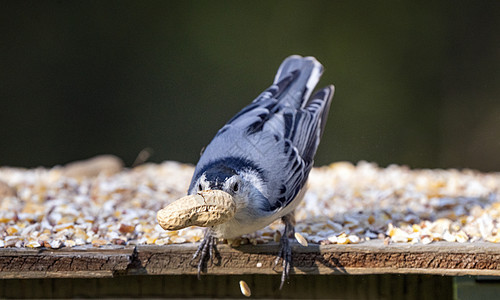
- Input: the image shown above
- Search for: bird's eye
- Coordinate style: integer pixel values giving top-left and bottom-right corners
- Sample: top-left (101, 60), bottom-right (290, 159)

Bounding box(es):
top-left (232, 182), bottom-right (239, 192)
top-left (198, 183), bottom-right (203, 191)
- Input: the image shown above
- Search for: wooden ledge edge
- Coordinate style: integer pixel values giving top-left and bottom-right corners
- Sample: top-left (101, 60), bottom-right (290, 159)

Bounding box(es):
top-left (0, 241), bottom-right (499, 278)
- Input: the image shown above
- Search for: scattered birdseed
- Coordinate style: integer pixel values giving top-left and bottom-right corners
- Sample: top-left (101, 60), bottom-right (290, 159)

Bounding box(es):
top-left (239, 280), bottom-right (251, 297)
top-left (0, 180), bottom-right (16, 198)
top-left (273, 230), bottom-right (281, 242)
top-left (0, 159), bottom-right (499, 248)
top-left (294, 232), bottom-right (308, 247)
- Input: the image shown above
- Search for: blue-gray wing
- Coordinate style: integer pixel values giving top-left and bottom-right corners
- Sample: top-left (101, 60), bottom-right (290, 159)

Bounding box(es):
top-left (268, 86), bottom-right (334, 211)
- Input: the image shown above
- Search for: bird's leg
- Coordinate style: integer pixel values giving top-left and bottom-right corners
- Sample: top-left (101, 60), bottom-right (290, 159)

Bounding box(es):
top-left (191, 228), bottom-right (218, 279)
top-left (273, 212), bottom-right (296, 289)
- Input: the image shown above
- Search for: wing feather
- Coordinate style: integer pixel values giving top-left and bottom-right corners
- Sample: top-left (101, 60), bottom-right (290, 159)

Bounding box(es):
top-left (269, 86), bottom-right (334, 210)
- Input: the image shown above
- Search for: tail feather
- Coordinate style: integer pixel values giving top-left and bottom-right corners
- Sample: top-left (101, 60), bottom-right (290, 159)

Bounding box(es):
top-left (307, 85), bottom-right (335, 139)
top-left (273, 55), bottom-right (324, 108)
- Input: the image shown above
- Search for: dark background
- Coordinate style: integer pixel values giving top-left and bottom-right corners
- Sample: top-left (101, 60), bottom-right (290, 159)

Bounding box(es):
top-left (1, 1), bottom-right (499, 171)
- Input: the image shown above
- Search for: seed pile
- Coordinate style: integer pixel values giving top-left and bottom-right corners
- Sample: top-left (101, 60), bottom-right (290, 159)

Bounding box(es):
top-left (0, 158), bottom-right (499, 249)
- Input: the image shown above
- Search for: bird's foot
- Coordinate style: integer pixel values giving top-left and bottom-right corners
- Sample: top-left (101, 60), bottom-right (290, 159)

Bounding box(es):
top-left (273, 214), bottom-right (295, 289)
top-left (191, 229), bottom-right (219, 279)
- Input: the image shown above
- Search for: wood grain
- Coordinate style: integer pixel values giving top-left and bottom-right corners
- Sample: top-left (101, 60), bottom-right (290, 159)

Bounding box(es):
top-left (0, 240), bottom-right (499, 278)
top-left (0, 246), bottom-right (134, 278)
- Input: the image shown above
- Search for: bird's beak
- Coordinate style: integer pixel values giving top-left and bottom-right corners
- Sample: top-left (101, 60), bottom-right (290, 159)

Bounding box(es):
top-left (157, 189), bottom-right (235, 231)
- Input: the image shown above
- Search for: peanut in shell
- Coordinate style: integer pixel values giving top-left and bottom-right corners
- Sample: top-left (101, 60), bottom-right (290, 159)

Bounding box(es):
top-left (157, 190), bottom-right (236, 231)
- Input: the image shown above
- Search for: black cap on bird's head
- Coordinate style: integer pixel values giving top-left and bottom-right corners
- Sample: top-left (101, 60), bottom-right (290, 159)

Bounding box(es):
top-left (203, 164), bottom-right (237, 190)
top-left (189, 156), bottom-right (263, 195)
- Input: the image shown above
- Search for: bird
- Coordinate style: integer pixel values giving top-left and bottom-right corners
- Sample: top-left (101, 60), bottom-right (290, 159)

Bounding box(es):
top-left (159, 55), bottom-right (334, 289)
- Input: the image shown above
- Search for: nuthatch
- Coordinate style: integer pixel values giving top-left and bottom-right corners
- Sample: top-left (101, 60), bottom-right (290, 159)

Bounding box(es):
top-left (157, 55), bottom-right (334, 288)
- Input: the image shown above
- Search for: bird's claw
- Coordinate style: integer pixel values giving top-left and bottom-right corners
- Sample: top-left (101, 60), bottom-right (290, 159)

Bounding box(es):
top-left (273, 233), bottom-right (292, 289)
top-left (191, 229), bottom-right (219, 279)
top-left (273, 214), bottom-right (295, 289)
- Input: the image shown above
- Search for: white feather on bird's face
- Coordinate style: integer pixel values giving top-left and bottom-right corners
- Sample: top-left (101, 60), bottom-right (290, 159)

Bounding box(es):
top-left (193, 169), bottom-right (271, 216)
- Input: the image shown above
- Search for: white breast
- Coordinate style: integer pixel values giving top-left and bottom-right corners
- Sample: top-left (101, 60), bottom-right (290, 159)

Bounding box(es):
top-left (211, 187), bottom-right (307, 239)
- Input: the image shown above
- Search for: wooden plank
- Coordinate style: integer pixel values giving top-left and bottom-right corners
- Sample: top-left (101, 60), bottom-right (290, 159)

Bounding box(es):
top-left (131, 240), bottom-right (500, 276)
top-left (0, 246), bottom-right (134, 278)
top-left (0, 241), bottom-right (499, 278)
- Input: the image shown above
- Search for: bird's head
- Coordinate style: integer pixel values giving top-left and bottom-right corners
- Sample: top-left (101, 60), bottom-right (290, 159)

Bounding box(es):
top-left (157, 164), bottom-right (268, 231)
top-left (194, 164), bottom-right (241, 196)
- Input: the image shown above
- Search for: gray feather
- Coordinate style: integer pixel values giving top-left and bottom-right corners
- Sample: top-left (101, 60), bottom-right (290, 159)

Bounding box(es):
top-left (273, 55), bottom-right (324, 108)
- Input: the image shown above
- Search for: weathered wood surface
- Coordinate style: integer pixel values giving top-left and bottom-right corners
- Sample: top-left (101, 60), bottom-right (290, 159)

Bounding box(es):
top-left (0, 240), bottom-right (499, 279)
top-left (0, 246), bottom-right (134, 278)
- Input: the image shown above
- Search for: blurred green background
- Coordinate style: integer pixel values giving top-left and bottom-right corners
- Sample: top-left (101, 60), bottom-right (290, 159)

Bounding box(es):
top-left (1, 1), bottom-right (499, 171)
